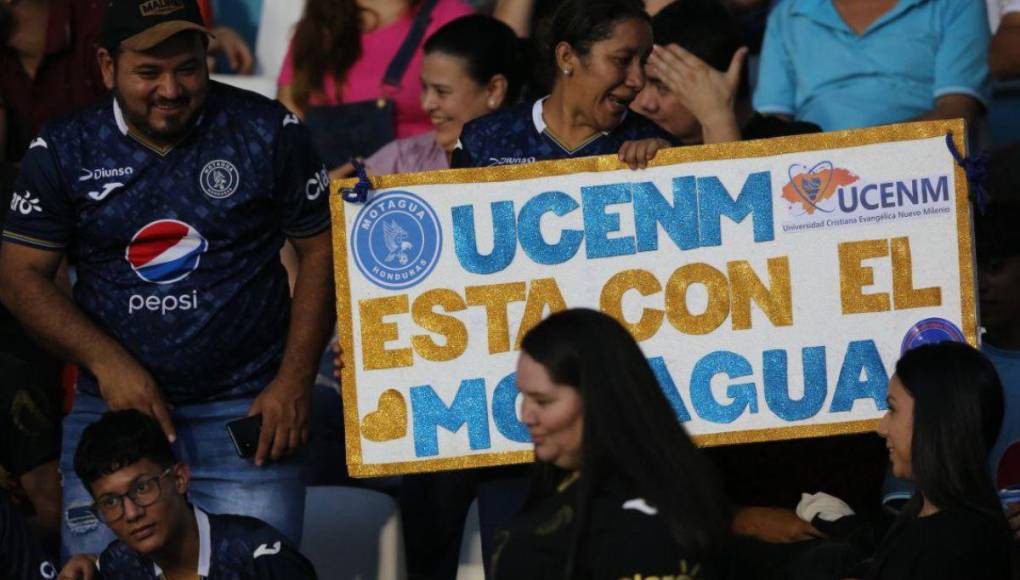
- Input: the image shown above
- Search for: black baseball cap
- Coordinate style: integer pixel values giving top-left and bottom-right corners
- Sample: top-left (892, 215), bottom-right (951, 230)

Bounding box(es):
top-left (100, 0), bottom-right (213, 52)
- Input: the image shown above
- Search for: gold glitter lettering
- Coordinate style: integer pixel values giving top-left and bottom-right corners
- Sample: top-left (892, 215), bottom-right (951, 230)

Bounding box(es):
top-left (411, 289), bottom-right (469, 362)
top-left (360, 295), bottom-right (413, 370)
top-left (891, 237), bottom-right (942, 310)
top-left (599, 269), bottom-right (664, 341)
top-left (465, 282), bottom-right (526, 354)
top-left (838, 239), bottom-right (891, 314)
top-left (664, 263), bottom-right (729, 335)
top-left (728, 257), bottom-right (793, 330)
top-left (515, 278), bottom-right (568, 349)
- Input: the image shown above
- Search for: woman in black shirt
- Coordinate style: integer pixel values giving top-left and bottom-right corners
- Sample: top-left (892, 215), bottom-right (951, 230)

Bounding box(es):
top-left (491, 309), bottom-right (731, 580)
top-left (864, 342), bottom-right (1014, 579)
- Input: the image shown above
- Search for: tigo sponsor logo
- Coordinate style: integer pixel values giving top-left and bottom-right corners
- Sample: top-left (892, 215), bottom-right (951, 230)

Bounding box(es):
top-left (10, 191), bottom-right (42, 215)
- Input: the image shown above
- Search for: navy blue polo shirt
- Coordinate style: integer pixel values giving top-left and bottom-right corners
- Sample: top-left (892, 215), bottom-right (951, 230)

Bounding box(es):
top-left (452, 97), bottom-right (675, 167)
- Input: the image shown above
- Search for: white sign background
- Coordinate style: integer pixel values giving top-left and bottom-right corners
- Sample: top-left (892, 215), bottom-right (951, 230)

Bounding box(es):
top-left (331, 121), bottom-right (976, 477)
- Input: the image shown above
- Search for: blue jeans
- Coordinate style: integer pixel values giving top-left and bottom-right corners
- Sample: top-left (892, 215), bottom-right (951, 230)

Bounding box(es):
top-left (60, 393), bottom-right (305, 559)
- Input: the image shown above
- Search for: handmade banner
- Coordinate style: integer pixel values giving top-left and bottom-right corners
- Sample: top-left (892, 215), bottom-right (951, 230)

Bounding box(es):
top-left (331, 120), bottom-right (975, 477)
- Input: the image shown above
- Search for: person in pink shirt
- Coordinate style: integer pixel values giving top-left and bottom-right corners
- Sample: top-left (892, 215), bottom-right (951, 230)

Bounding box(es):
top-left (277, 0), bottom-right (473, 148)
top-left (363, 14), bottom-right (526, 176)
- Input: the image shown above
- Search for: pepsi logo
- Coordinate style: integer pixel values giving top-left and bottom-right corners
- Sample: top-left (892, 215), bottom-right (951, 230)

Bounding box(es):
top-left (126, 220), bottom-right (208, 284)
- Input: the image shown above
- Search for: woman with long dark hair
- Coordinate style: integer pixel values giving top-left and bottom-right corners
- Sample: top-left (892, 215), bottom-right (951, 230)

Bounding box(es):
top-left (491, 308), bottom-right (731, 579)
top-left (864, 342), bottom-right (1014, 579)
top-left (361, 14), bottom-right (527, 174)
top-left (276, 0), bottom-right (473, 142)
top-left (452, 0), bottom-right (676, 170)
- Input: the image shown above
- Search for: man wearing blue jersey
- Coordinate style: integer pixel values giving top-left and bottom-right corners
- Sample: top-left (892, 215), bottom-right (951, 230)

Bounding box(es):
top-left (0, 0), bottom-right (334, 558)
top-left (57, 410), bottom-right (316, 580)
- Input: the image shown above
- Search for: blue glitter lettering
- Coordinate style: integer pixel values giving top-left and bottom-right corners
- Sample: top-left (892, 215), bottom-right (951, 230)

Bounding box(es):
top-left (648, 356), bottom-right (691, 421)
top-left (697, 171), bottom-right (774, 247)
top-left (763, 347), bottom-right (827, 421)
top-left (830, 340), bottom-right (889, 412)
top-left (452, 202), bottom-right (517, 275)
top-left (492, 372), bottom-right (530, 442)
top-left (410, 379), bottom-right (491, 457)
top-left (581, 184), bottom-right (636, 259)
top-left (690, 351), bottom-right (759, 423)
top-left (517, 191), bottom-right (583, 265)
top-left (633, 178), bottom-right (699, 253)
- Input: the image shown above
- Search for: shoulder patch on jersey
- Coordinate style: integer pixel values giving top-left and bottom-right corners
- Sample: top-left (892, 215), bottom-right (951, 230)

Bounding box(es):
top-left (253, 541), bottom-right (282, 559)
top-left (29, 137), bottom-right (48, 149)
top-left (283, 114), bottom-right (300, 127)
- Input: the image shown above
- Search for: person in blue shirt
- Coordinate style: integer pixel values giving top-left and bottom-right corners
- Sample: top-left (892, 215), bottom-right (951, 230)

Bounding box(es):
top-left (57, 410), bottom-right (316, 580)
top-left (452, 0), bottom-right (675, 170)
top-left (0, 0), bottom-right (334, 558)
top-left (753, 0), bottom-right (991, 132)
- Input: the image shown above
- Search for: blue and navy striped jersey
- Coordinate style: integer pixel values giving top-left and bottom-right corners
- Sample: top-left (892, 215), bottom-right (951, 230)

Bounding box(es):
top-left (1, 81), bottom-right (330, 403)
top-left (451, 98), bottom-right (675, 168)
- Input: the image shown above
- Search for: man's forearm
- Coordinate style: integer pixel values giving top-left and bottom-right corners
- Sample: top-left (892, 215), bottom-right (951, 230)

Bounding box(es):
top-left (275, 236), bottom-right (335, 384)
top-left (912, 94), bottom-right (982, 124)
top-left (0, 267), bottom-right (130, 373)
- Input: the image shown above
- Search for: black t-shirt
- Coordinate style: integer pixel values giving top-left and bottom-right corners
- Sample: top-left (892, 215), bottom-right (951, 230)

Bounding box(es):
top-left (0, 490), bottom-right (58, 580)
top-left (704, 433), bottom-right (889, 514)
top-left (491, 476), bottom-right (719, 580)
top-left (864, 507), bottom-right (1013, 580)
top-left (741, 113), bottom-right (821, 141)
top-left (0, 353), bottom-right (60, 496)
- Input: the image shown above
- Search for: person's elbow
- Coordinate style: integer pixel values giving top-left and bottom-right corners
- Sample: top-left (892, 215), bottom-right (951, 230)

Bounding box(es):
top-left (990, 16), bottom-right (1020, 80)
top-left (931, 93), bottom-right (984, 124)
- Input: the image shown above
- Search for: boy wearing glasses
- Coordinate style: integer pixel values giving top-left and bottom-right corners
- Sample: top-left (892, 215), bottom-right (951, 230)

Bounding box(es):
top-left (58, 410), bottom-right (316, 579)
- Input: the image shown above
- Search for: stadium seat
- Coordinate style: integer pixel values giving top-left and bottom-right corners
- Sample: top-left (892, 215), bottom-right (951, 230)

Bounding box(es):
top-left (211, 0), bottom-right (304, 98)
top-left (455, 500), bottom-right (485, 580)
top-left (301, 486), bottom-right (407, 580)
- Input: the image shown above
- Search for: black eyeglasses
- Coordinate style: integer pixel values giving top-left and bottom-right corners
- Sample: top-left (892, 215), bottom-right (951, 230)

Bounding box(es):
top-left (91, 467), bottom-right (174, 523)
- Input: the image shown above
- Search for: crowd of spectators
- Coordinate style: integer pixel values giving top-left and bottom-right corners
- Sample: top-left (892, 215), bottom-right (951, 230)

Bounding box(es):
top-left (0, 0), bottom-right (1018, 578)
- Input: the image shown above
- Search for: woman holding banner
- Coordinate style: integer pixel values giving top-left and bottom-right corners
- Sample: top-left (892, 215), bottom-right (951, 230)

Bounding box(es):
top-left (362, 15), bottom-right (527, 175)
top-left (490, 309), bottom-right (732, 579)
top-left (861, 342), bottom-right (1014, 579)
top-left (451, 0), bottom-right (675, 170)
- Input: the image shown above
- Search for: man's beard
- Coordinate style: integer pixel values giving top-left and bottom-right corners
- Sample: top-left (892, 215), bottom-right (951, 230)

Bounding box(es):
top-left (113, 87), bottom-right (202, 145)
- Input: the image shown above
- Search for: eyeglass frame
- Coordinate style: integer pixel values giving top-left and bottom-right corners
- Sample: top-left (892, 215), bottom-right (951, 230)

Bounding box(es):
top-left (90, 466), bottom-right (177, 523)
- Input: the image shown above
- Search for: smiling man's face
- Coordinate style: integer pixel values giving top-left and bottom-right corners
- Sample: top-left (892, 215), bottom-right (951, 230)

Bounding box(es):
top-left (99, 31), bottom-right (208, 147)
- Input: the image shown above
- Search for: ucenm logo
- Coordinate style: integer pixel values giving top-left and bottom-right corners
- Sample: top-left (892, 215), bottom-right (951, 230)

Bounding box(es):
top-left (780, 161), bottom-right (951, 232)
top-left (352, 191), bottom-right (442, 290)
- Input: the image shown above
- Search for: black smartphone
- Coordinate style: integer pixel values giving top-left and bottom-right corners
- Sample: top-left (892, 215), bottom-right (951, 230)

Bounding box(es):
top-left (226, 414), bottom-right (262, 459)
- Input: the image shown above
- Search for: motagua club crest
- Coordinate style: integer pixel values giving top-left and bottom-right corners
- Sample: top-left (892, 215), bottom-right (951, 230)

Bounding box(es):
top-left (352, 191), bottom-right (442, 290)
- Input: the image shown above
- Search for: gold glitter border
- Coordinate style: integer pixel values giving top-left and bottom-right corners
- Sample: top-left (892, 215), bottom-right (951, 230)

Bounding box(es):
top-left (949, 129), bottom-right (980, 348)
top-left (349, 450), bottom-right (535, 478)
top-left (694, 419), bottom-right (880, 447)
top-left (333, 120), bottom-right (971, 476)
top-left (329, 193), bottom-right (363, 470)
top-left (336, 120), bottom-right (969, 190)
